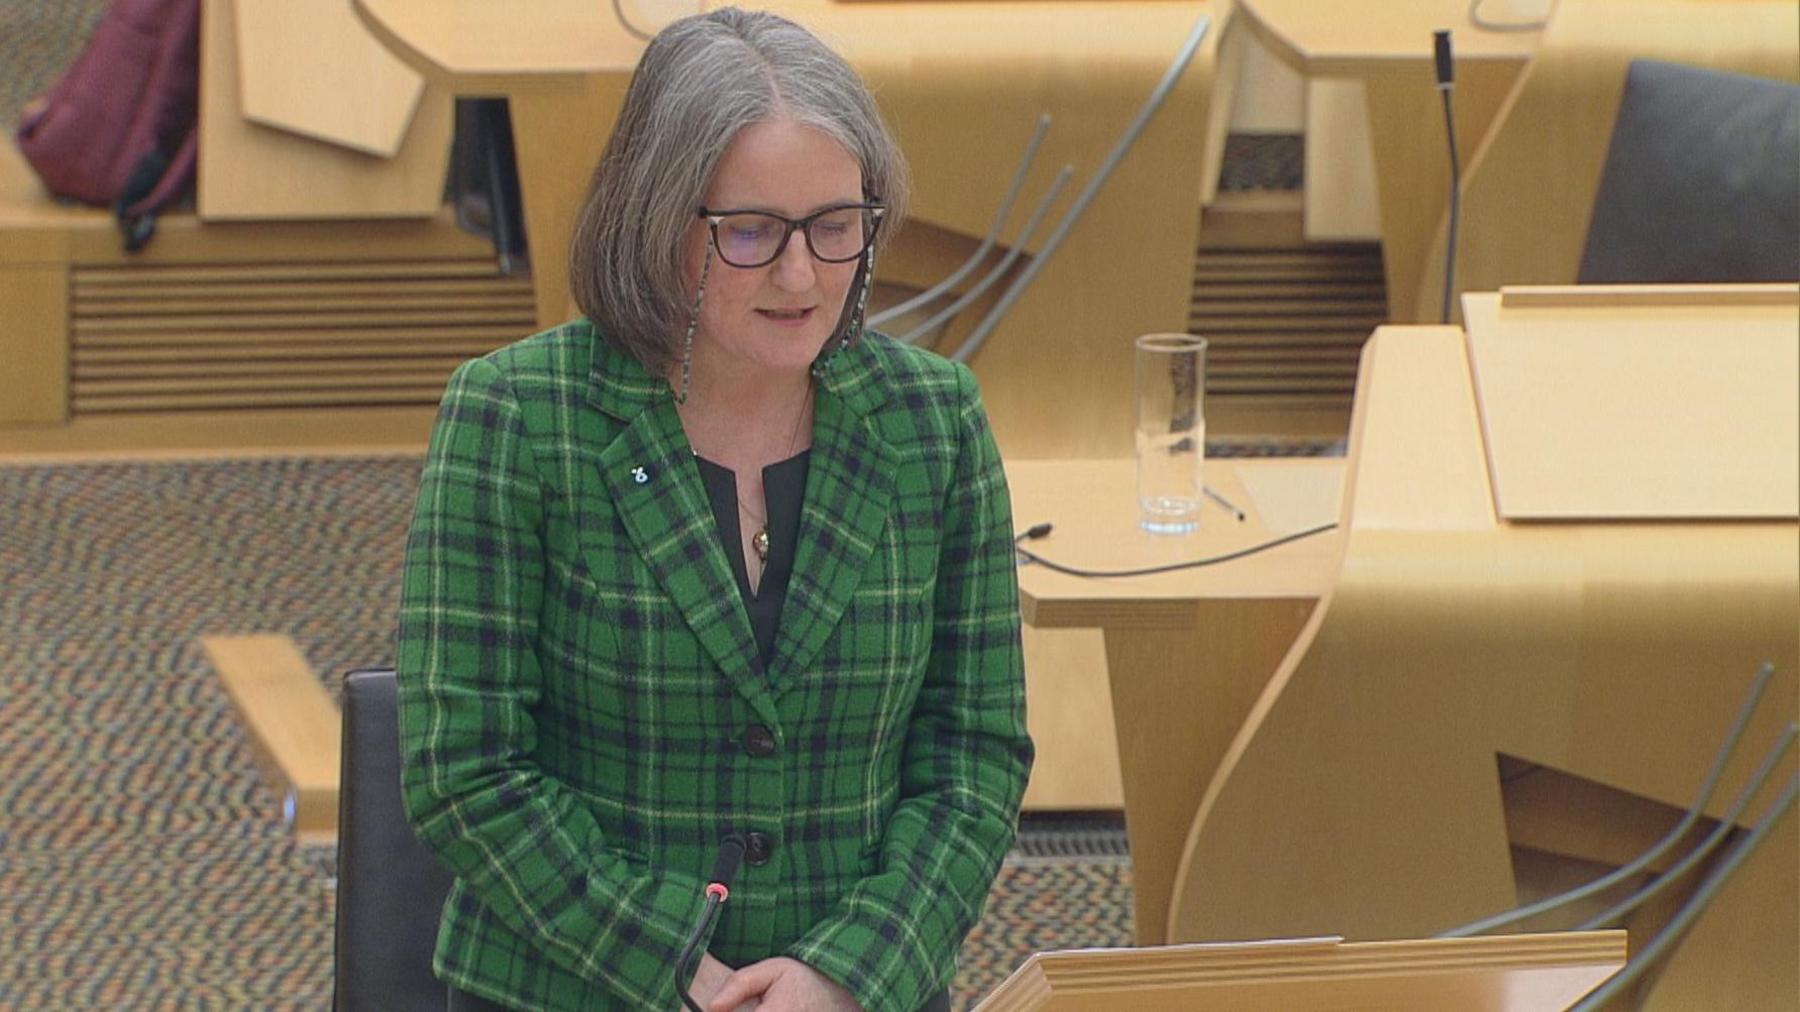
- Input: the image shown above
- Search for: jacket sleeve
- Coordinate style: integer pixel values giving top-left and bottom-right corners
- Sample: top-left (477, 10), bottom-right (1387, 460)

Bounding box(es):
top-left (396, 356), bottom-right (707, 1008)
top-left (786, 362), bottom-right (1035, 1012)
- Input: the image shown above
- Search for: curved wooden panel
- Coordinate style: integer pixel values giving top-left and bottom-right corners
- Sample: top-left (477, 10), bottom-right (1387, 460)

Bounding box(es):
top-left (1167, 324), bottom-right (1798, 1003)
top-left (236, 0), bottom-right (425, 157)
top-left (1413, 0), bottom-right (1800, 322)
top-left (200, 0), bottom-right (452, 220)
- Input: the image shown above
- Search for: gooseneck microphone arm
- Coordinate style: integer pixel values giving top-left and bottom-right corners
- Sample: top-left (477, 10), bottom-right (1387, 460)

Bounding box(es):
top-left (676, 835), bottom-right (747, 1012)
top-left (1434, 29), bottom-right (1462, 325)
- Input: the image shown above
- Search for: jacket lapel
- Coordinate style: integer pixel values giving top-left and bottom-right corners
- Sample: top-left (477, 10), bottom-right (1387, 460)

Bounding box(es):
top-left (768, 341), bottom-right (897, 691)
top-left (582, 338), bottom-right (774, 720)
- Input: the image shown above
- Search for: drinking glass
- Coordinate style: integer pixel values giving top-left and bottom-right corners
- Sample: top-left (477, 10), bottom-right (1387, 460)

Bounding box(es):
top-left (1135, 333), bottom-right (1207, 533)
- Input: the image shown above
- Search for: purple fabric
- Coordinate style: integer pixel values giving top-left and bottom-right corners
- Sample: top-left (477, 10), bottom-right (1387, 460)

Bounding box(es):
top-left (14, 0), bottom-right (201, 216)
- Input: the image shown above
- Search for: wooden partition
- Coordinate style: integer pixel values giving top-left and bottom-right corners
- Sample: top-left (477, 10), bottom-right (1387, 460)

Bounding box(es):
top-left (976, 931), bottom-right (1625, 1011)
top-left (1168, 286), bottom-right (1798, 1008)
top-left (355, 0), bottom-right (1232, 458)
top-left (1237, 0), bottom-right (1537, 322)
top-left (198, 0), bottom-right (452, 219)
top-left (1011, 455), bottom-right (1346, 940)
top-left (1414, 0), bottom-right (1800, 323)
top-left (0, 140), bottom-right (532, 457)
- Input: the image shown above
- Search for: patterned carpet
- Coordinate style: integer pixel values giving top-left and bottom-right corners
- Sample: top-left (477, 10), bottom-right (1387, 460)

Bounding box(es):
top-left (0, 455), bottom-right (1150, 1009)
top-left (3, 3), bottom-right (1307, 1007)
top-left (0, 0), bottom-right (108, 128)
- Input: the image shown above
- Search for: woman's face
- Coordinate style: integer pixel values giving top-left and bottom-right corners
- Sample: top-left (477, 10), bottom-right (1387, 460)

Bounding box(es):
top-left (684, 118), bottom-right (866, 379)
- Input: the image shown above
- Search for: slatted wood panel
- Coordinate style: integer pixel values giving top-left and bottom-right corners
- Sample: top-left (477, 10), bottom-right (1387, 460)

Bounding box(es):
top-left (70, 261), bottom-right (535, 415)
top-left (1189, 245), bottom-right (1386, 399)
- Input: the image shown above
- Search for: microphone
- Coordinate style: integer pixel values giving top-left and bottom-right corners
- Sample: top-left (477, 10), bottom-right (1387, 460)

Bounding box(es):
top-left (1433, 29), bottom-right (1462, 324)
top-left (1433, 30), bottom-right (1455, 90)
top-left (676, 835), bottom-right (746, 1012)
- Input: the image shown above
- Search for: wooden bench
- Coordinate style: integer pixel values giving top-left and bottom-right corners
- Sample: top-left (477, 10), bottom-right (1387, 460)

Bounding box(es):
top-left (202, 634), bottom-right (343, 844)
top-left (0, 141), bottom-right (535, 459)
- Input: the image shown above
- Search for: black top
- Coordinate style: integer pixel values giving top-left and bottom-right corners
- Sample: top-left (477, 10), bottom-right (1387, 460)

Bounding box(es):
top-left (693, 450), bottom-right (810, 668)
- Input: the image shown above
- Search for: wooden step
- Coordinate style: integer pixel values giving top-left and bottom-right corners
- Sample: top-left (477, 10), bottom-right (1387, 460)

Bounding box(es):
top-left (201, 634), bottom-right (340, 843)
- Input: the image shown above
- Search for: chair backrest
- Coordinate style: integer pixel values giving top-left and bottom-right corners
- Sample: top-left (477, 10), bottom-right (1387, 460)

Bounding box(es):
top-left (332, 668), bottom-right (453, 1012)
top-left (1580, 60), bottom-right (1800, 284)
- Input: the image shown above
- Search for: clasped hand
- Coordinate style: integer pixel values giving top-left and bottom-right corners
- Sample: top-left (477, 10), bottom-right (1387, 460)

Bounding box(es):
top-left (691, 953), bottom-right (862, 1012)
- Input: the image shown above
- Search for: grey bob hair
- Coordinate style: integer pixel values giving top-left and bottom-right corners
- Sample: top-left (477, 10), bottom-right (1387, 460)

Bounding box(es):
top-left (569, 7), bottom-right (910, 375)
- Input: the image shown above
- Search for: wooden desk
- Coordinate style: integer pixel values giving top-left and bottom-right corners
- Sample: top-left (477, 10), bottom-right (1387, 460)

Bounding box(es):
top-left (1238, 0), bottom-right (1536, 321)
top-left (354, 0), bottom-right (1230, 458)
top-left (1170, 287), bottom-right (1799, 1008)
top-left (1008, 455), bottom-right (1346, 943)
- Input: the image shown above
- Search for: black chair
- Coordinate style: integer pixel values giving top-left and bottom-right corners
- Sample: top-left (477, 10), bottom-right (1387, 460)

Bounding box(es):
top-left (332, 668), bottom-right (454, 1012)
top-left (1580, 59), bottom-right (1800, 284)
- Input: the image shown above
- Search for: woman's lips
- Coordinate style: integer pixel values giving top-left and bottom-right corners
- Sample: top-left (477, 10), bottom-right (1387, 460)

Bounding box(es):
top-left (756, 307), bottom-right (816, 326)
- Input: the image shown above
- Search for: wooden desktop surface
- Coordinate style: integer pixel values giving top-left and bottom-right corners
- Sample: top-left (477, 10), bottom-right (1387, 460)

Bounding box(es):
top-left (1238, 0), bottom-right (1540, 75)
top-left (353, 0), bottom-right (652, 90)
top-left (1169, 311), bottom-right (1797, 1007)
top-left (1237, 0), bottom-right (1536, 321)
top-left (1465, 285), bottom-right (1800, 520)
top-left (235, 0), bottom-right (428, 158)
top-left (1007, 456), bottom-right (1345, 943)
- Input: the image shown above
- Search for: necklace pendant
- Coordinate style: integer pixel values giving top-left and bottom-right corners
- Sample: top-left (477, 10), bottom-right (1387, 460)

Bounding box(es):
top-left (752, 527), bottom-right (771, 562)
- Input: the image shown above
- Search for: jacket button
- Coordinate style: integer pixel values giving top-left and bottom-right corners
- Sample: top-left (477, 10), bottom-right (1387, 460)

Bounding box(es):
top-left (742, 724), bottom-right (777, 757)
top-left (744, 831), bottom-right (775, 866)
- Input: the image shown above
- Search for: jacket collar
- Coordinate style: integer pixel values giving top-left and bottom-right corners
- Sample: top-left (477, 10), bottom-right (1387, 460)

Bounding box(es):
top-left (580, 326), bottom-right (897, 711)
top-left (581, 326), bottom-right (894, 423)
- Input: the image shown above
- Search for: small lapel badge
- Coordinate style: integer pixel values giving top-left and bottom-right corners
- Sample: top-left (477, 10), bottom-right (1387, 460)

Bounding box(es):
top-left (630, 466), bottom-right (649, 484)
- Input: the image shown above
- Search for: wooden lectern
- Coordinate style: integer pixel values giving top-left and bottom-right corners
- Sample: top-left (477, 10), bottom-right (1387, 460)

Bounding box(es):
top-left (1171, 285), bottom-right (1798, 1008)
top-left (974, 931), bottom-right (1625, 1011)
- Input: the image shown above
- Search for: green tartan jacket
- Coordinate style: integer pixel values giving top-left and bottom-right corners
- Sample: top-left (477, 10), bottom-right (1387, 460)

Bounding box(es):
top-left (396, 320), bottom-right (1033, 1011)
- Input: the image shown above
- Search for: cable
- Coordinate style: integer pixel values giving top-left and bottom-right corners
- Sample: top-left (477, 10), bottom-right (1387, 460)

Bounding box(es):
top-left (611, 0), bottom-right (655, 42)
top-left (870, 115), bottom-right (1053, 329)
top-left (1576, 723), bottom-right (1796, 931)
top-left (903, 166), bottom-right (1073, 348)
top-left (1469, 0), bottom-right (1554, 33)
top-left (1438, 661), bottom-right (1779, 938)
top-left (950, 11), bottom-right (1213, 363)
top-left (1569, 772), bottom-right (1799, 1012)
top-left (1012, 521), bottom-right (1337, 579)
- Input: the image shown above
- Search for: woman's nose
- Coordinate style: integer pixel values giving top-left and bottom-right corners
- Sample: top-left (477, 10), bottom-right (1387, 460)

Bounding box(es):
top-left (769, 229), bottom-right (817, 289)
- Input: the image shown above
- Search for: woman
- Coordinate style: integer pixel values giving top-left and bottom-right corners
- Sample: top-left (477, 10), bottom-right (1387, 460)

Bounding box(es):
top-left (396, 8), bottom-right (1033, 1012)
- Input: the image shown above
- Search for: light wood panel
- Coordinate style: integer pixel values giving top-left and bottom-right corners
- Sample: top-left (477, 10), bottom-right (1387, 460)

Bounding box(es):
top-left (1018, 627), bottom-right (1122, 811)
top-left (1238, 0), bottom-right (1534, 322)
top-left (352, 0), bottom-right (657, 91)
top-left (1360, 62), bottom-right (1520, 323)
top-left (1009, 456), bottom-right (1344, 943)
top-left (199, 0), bottom-right (452, 219)
top-left (0, 266), bottom-right (68, 424)
top-left (1237, 0), bottom-right (1542, 75)
top-left (1301, 79), bottom-right (1380, 240)
top-left (1415, 0), bottom-right (1800, 324)
top-left (977, 931), bottom-right (1625, 1012)
top-left (63, 256), bottom-right (531, 417)
top-left (1168, 323), bottom-right (1797, 1006)
top-left (234, 0), bottom-right (425, 157)
top-left (1642, 809), bottom-right (1798, 1011)
top-left (355, 0), bottom-right (1227, 457)
top-left (1464, 285), bottom-right (1800, 519)
top-left (202, 634), bottom-right (341, 842)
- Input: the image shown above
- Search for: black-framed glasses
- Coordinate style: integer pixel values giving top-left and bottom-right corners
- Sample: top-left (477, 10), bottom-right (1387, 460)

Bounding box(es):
top-left (697, 203), bottom-right (885, 269)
